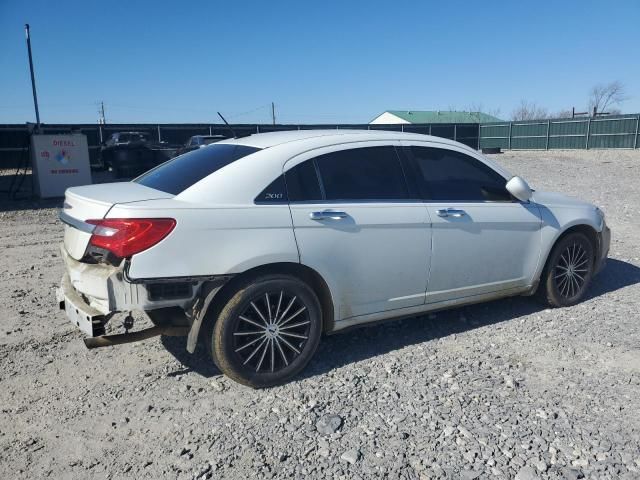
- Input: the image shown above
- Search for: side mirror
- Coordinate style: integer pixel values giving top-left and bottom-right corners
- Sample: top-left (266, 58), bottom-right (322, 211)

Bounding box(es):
top-left (506, 176), bottom-right (532, 202)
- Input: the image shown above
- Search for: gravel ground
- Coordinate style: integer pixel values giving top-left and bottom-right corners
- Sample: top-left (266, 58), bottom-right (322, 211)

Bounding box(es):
top-left (1, 149), bottom-right (639, 480)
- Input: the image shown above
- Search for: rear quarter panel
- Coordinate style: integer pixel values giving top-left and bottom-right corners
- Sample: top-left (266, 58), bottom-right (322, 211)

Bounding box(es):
top-left (107, 200), bottom-right (299, 279)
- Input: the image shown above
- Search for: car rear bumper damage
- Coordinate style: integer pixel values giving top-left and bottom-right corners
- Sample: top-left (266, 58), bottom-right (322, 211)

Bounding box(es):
top-left (59, 244), bottom-right (200, 315)
top-left (57, 243), bottom-right (232, 350)
top-left (56, 277), bottom-right (189, 347)
top-left (56, 272), bottom-right (108, 337)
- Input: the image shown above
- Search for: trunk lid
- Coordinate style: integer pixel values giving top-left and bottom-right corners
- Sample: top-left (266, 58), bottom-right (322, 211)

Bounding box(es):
top-left (61, 182), bottom-right (173, 260)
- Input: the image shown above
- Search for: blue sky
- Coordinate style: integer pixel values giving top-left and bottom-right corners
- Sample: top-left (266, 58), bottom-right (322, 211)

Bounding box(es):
top-left (1, 0), bottom-right (639, 124)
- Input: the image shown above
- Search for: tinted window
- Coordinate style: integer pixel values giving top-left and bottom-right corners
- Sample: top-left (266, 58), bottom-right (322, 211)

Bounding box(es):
top-left (409, 147), bottom-right (511, 201)
top-left (135, 144), bottom-right (260, 195)
top-left (285, 160), bottom-right (323, 202)
top-left (315, 147), bottom-right (408, 201)
top-left (255, 175), bottom-right (287, 204)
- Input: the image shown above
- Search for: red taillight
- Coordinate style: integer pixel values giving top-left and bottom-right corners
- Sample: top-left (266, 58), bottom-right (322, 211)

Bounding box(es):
top-left (86, 218), bottom-right (176, 258)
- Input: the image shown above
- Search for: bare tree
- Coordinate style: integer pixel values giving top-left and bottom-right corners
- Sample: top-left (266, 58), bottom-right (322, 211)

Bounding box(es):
top-left (466, 102), bottom-right (483, 112)
top-left (465, 103), bottom-right (502, 120)
top-left (588, 81), bottom-right (627, 115)
top-left (511, 100), bottom-right (548, 121)
top-left (554, 109), bottom-right (574, 119)
top-left (486, 107), bottom-right (502, 119)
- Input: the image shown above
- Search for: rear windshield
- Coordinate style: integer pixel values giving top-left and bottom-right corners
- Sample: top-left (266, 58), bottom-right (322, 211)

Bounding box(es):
top-left (135, 143), bottom-right (260, 195)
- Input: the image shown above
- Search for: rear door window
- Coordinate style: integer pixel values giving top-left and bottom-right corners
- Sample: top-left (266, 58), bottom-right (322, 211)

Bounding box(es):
top-left (135, 144), bottom-right (260, 195)
top-left (314, 146), bottom-right (409, 201)
top-left (408, 146), bottom-right (511, 202)
top-left (285, 160), bottom-right (323, 202)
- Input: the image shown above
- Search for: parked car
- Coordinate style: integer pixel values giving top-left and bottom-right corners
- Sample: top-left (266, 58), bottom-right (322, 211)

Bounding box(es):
top-left (100, 131), bottom-right (152, 176)
top-left (174, 135), bottom-right (225, 157)
top-left (104, 131), bottom-right (151, 148)
top-left (99, 131), bottom-right (174, 179)
top-left (57, 130), bottom-right (610, 387)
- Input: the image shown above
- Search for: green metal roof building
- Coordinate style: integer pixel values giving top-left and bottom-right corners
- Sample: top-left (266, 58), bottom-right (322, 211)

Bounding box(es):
top-left (370, 110), bottom-right (503, 124)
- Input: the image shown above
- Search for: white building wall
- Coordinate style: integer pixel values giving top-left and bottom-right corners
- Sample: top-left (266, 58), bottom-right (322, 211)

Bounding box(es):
top-left (369, 112), bottom-right (411, 124)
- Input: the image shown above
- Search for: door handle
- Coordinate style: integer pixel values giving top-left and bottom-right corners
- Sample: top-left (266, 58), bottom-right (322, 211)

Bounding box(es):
top-left (309, 210), bottom-right (348, 220)
top-left (436, 208), bottom-right (466, 218)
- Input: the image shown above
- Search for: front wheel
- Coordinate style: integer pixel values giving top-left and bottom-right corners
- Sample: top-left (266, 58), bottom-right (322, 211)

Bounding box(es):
top-left (211, 275), bottom-right (322, 388)
top-left (539, 232), bottom-right (594, 307)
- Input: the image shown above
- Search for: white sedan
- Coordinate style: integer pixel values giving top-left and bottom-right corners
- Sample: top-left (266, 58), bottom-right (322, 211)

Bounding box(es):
top-left (57, 130), bottom-right (610, 387)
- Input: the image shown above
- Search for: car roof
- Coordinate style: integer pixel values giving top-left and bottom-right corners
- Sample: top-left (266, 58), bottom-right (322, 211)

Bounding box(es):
top-left (176, 129), bottom-right (513, 204)
top-left (218, 129), bottom-right (475, 152)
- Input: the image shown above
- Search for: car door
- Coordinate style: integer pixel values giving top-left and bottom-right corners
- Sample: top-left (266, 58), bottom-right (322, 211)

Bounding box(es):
top-left (285, 143), bottom-right (432, 321)
top-left (402, 143), bottom-right (542, 303)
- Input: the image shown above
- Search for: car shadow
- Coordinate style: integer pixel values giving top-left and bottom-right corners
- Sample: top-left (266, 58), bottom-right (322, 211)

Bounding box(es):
top-left (584, 258), bottom-right (640, 299)
top-left (160, 258), bottom-right (640, 381)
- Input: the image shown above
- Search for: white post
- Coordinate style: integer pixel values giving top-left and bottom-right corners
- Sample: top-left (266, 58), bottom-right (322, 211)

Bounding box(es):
top-left (585, 118), bottom-right (591, 150)
top-left (545, 120), bottom-right (550, 150)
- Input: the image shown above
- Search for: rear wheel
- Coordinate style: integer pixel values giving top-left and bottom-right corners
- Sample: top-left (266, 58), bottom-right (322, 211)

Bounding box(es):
top-left (211, 275), bottom-right (322, 388)
top-left (539, 232), bottom-right (594, 307)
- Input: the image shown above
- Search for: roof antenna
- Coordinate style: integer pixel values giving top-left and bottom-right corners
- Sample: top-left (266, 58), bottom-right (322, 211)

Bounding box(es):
top-left (217, 112), bottom-right (237, 138)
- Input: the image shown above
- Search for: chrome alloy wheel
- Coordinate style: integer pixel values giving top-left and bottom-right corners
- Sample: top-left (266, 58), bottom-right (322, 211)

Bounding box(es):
top-left (554, 242), bottom-right (590, 299)
top-left (233, 291), bottom-right (311, 373)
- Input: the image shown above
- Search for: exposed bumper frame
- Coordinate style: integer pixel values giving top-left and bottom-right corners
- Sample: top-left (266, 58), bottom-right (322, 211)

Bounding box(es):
top-left (57, 272), bottom-right (109, 337)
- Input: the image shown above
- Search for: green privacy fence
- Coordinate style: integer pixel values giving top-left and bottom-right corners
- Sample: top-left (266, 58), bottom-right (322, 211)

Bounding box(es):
top-left (479, 114), bottom-right (640, 150)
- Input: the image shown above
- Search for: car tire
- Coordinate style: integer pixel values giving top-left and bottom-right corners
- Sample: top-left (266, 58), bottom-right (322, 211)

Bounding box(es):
top-left (539, 232), bottom-right (594, 307)
top-left (210, 275), bottom-right (322, 388)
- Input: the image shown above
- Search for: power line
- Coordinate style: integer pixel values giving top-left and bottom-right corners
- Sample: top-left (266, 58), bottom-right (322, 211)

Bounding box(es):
top-left (225, 104), bottom-right (272, 120)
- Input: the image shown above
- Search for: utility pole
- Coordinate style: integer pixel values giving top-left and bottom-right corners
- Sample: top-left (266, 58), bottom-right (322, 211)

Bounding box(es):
top-left (98, 101), bottom-right (107, 125)
top-left (24, 24), bottom-right (41, 128)
top-left (98, 101), bottom-right (106, 144)
top-left (271, 102), bottom-right (276, 125)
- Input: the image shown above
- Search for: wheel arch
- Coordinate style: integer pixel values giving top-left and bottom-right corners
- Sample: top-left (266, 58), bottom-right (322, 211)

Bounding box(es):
top-left (537, 223), bottom-right (599, 283)
top-left (203, 262), bottom-right (335, 337)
